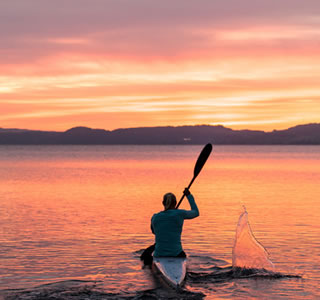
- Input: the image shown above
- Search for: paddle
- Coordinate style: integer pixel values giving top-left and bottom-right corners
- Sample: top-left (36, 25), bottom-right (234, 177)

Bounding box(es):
top-left (176, 143), bottom-right (213, 208)
top-left (140, 143), bottom-right (212, 265)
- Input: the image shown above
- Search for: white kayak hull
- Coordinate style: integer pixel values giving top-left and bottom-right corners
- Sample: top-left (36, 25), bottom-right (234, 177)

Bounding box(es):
top-left (152, 257), bottom-right (187, 288)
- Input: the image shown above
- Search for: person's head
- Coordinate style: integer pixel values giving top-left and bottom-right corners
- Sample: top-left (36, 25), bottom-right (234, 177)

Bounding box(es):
top-left (163, 192), bottom-right (176, 210)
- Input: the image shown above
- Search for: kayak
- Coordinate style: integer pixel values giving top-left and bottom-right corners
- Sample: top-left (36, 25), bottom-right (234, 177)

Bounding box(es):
top-left (152, 257), bottom-right (187, 288)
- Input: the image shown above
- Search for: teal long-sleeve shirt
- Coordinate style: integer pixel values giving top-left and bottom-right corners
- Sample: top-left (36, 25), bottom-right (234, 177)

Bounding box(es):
top-left (151, 194), bottom-right (199, 257)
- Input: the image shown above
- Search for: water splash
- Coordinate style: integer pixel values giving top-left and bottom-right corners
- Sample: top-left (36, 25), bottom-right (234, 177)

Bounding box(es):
top-left (232, 207), bottom-right (275, 271)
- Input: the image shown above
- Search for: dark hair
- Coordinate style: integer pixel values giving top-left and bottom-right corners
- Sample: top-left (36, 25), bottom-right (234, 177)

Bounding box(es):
top-left (163, 193), bottom-right (176, 210)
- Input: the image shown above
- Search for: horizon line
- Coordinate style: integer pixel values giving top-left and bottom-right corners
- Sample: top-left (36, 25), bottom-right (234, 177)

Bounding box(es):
top-left (1, 122), bottom-right (319, 134)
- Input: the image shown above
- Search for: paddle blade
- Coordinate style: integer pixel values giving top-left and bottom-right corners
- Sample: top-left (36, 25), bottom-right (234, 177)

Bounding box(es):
top-left (193, 143), bottom-right (212, 179)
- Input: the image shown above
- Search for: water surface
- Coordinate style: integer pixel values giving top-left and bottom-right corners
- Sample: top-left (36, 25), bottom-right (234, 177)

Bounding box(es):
top-left (0, 145), bottom-right (319, 299)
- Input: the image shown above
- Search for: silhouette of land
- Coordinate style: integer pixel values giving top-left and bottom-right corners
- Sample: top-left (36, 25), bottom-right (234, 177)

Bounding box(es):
top-left (0, 124), bottom-right (319, 145)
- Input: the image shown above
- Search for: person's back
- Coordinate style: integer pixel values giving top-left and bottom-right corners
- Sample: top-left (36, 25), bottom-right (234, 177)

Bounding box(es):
top-left (151, 188), bottom-right (199, 257)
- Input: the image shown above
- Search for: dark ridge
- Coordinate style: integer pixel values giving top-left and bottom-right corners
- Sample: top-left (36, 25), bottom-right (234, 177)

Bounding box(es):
top-left (0, 124), bottom-right (319, 145)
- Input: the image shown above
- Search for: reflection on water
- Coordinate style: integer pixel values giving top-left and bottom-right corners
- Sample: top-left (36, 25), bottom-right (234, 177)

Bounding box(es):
top-left (0, 145), bottom-right (319, 299)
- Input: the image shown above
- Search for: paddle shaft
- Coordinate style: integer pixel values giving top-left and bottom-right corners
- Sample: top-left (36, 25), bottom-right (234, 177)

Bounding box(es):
top-left (175, 176), bottom-right (196, 209)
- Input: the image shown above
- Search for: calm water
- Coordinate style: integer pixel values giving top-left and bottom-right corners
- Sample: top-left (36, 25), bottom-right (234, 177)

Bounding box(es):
top-left (0, 145), bottom-right (319, 299)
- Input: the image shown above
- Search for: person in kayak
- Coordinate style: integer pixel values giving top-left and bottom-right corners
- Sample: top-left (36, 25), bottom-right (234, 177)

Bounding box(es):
top-left (151, 187), bottom-right (199, 258)
top-left (140, 188), bottom-right (199, 265)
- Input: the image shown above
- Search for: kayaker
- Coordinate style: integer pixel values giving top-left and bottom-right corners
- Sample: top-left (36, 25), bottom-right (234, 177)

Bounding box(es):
top-left (151, 187), bottom-right (199, 258)
top-left (140, 188), bottom-right (199, 265)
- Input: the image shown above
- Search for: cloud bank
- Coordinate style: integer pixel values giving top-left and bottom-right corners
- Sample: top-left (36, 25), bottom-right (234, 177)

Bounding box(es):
top-left (1, 0), bottom-right (320, 130)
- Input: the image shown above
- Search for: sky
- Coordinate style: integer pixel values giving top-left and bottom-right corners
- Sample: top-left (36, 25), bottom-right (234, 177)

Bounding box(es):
top-left (1, 0), bottom-right (320, 132)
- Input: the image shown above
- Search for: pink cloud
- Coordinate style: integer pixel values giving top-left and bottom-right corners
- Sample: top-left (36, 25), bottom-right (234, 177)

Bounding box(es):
top-left (1, 0), bottom-right (320, 64)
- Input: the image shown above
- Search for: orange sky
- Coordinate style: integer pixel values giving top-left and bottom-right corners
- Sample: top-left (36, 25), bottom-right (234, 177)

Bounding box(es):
top-left (1, 0), bottom-right (320, 132)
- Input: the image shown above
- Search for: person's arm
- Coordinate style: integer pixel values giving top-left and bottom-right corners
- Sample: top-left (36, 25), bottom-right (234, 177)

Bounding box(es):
top-left (181, 188), bottom-right (199, 219)
top-left (151, 215), bottom-right (155, 234)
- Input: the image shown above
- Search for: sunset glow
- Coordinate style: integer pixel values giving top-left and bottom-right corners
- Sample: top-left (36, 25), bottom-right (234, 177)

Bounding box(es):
top-left (1, 0), bottom-right (320, 131)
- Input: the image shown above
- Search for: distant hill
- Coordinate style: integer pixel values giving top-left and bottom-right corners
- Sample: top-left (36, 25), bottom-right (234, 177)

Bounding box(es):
top-left (0, 124), bottom-right (319, 145)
